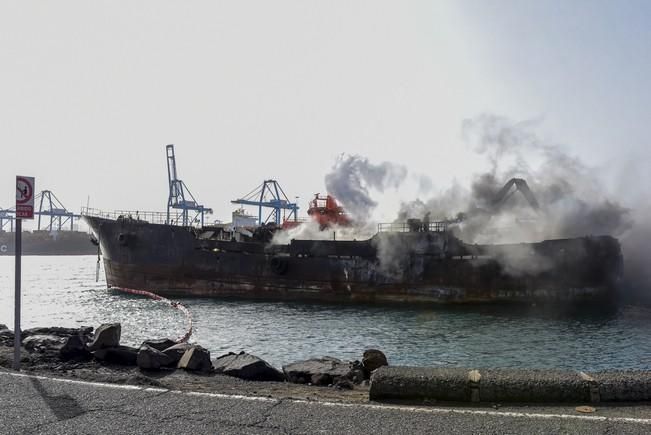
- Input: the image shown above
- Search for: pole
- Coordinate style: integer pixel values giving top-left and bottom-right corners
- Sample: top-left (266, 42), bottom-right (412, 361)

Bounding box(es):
top-left (13, 218), bottom-right (21, 370)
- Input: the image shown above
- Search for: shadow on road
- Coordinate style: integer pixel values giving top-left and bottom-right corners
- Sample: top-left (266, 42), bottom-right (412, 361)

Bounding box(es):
top-left (29, 376), bottom-right (86, 421)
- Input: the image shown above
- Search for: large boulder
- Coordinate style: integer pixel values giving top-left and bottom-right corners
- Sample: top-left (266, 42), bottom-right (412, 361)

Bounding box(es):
top-left (142, 338), bottom-right (177, 352)
top-left (213, 352), bottom-right (284, 382)
top-left (178, 345), bottom-right (212, 373)
top-left (93, 345), bottom-right (138, 365)
top-left (283, 357), bottom-right (355, 386)
top-left (23, 335), bottom-right (65, 352)
top-left (362, 349), bottom-right (388, 375)
top-left (162, 342), bottom-right (192, 365)
top-left (137, 344), bottom-right (173, 370)
top-left (88, 323), bottom-right (121, 351)
top-left (59, 335), bottom-right (91, 361)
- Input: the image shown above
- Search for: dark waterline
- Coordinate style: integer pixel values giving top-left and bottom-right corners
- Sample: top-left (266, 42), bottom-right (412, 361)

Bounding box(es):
top-left (1, 256), bottom-right (651, 370)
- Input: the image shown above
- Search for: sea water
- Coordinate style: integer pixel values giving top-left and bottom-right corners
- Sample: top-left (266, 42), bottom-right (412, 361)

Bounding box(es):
top-left (1, 255), bottom-right (650, 370)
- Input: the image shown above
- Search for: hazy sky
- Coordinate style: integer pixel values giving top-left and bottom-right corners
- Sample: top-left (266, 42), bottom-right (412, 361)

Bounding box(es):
top-left (2, 1), bottom-right (649, 225)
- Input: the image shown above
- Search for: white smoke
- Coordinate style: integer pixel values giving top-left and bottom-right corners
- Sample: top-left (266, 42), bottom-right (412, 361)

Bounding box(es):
top-left (270, 220), bottom-right (377, 245)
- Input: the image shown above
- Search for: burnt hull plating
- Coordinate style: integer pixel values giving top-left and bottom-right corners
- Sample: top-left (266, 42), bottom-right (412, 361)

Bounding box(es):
top-left (84, 216), bottom-right (623, 304)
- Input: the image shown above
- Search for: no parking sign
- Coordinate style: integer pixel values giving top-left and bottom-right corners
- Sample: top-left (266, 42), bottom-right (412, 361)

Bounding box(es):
top-left (15, 176), bottom-right (35, 219)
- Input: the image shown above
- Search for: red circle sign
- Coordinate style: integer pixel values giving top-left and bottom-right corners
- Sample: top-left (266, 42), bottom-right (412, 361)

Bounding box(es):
top-left (16, 177), bottom-right (33, 204)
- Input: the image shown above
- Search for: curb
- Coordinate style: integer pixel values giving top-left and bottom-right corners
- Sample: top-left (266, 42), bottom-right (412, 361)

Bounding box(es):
top-left (369, 367), bottom-right (651, 403)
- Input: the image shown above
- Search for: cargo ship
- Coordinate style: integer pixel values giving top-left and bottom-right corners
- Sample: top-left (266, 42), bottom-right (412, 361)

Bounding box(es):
top-left (0, 230), bottom-right (96, 256)
top-left (83, 189), bottom-right (623, 304)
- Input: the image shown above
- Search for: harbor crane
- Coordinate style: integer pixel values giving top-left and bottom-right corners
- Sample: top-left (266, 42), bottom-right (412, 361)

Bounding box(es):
top-left (1, 190), bottom-right (80, 232)
top-left (231, 180), bottom-right (299, 226)
top-left (490, 178), bottom-right (540, 211)
top-left (0, 208), bottom-right (14, 232)
top-left (36, 190), bottom-right (78, 231)
top-left (166, 144), bottom-right (212, 226)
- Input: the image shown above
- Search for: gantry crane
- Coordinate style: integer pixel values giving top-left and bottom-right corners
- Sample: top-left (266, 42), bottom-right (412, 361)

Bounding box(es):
top-left (1, 190), bottom-right (80, 231)
top-left (490, 178), bottom-right (540, 211)
top-left (0, 208), bottom-right (14, 232)
top-left (231, 180), bottom-right (298, 226)
top-left (166, 144), bottom-right (212, 226)
top-left (36, 190), bottom-right (78, 231)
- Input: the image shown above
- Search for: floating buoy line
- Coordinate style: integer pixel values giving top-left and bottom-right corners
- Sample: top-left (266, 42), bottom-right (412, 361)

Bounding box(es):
top-left (113, 287), bottom-right (194, 343)
top-left (92, 238), bottom-right (193, 343)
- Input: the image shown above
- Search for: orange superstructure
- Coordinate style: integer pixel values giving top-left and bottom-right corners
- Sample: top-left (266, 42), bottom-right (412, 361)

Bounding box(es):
top-left (307, 194), bottom-right (351, 228)
top-left (281, 193), bottom-right (351, 230)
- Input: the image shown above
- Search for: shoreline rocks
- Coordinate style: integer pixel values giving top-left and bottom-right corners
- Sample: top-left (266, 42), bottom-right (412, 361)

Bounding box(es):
top-left (283, 357), bottom-right (362, 386)
top-left (22, 326), bottom-right (94, 340)
top-left (23, 335), bottom-right (66, 352)
top-left (142, 338), bottom-right (177, 352)
top-left (362, 349), bottom-right (388, 375)
top-left (162, 342), bottom-right (192, 365)
top-left (93, 345), bottom-right (139, 365)
top-left (0, 321), bottom-right (375, 392)
top-left (137, 344), bottom-right (173, 370)
top-left (59, 335), bottom-right (91, 361)
top-left (213, 351), bottom-right (284, 382)
top-left (178, 345), bottom-right (212, 373)
top-left (88, 323), bottom-right (121, 351)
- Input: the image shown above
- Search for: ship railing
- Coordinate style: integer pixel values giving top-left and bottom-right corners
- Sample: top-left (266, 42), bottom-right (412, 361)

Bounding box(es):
top-left (377, 221), bottom-right (448, 233)
top-left (81, 207), bottom-right (202, 227)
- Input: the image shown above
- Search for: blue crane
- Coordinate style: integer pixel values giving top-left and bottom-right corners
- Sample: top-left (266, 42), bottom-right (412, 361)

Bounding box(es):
top-left (166, 144), bottom-right (212, 227)
top-left (0, 190), bottom-right (80, 232)
top-left (36, 190), bottom-right (78, 231)
top-left (231, 180), bottom-right (299, 226)
top-left (0, 208), bottom-right (14, 232)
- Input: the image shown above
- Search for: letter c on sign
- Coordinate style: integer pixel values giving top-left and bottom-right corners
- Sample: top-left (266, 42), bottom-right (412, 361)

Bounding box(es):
top-left (0, 245), bottom-right (7, 253)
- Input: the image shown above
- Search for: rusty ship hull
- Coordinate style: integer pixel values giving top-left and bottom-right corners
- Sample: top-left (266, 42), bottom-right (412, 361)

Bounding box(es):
top-left (84, 215), bottom-right (623, 304)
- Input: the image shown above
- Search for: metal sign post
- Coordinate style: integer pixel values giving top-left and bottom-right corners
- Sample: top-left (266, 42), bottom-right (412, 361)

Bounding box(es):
top-left (14, 175), bottom-right (34, 370)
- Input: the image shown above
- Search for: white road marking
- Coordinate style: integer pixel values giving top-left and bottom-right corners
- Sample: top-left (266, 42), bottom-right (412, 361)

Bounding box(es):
top-left (2, 370), bottom-right (651, 425)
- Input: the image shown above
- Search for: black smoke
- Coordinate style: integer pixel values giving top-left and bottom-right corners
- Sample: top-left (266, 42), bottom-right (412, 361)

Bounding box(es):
top-left (325, 154), bottom-right (407, 222)
top-left (399, 114), bottom-right (632, 244)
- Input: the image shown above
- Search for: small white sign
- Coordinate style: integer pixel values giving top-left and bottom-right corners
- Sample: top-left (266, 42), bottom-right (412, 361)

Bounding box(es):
top-left (16, 176), bottom-right (35, 219)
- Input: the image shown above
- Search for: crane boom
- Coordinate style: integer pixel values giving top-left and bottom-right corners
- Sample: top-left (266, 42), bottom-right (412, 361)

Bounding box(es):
top-left (490, 178), bottom-right (540, 210)
top-left (165, 144), bottom-right (212, 226)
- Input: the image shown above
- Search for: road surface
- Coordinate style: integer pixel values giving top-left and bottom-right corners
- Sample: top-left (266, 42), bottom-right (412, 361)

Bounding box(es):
top-left (1, 371), bottom-right (651, 434)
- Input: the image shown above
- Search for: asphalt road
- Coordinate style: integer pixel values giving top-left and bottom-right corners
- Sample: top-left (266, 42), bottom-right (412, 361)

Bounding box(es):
top-left (1, 372), bottom-right (651, 434)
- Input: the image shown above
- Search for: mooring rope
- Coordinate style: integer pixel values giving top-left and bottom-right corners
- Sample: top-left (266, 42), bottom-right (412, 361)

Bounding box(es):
top-left (114, 287), bottom-right (193, 343)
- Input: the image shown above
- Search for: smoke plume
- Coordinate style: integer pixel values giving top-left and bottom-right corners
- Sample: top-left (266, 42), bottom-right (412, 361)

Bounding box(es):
top-left (400, 114), bottom-right (633, 244)
top-left (325, 154), bottom-right (407, 222)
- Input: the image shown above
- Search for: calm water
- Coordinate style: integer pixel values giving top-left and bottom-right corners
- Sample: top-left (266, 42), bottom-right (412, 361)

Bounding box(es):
top-left (1, 255), bottom-right (650, 371)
